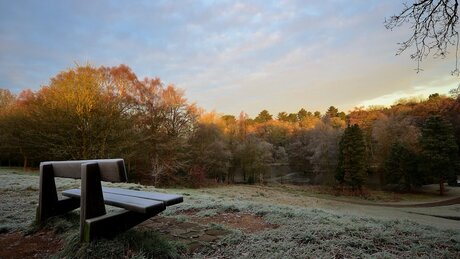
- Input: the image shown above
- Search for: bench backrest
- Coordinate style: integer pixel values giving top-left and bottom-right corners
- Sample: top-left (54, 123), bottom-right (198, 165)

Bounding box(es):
top-left (40, 159), bottom-right (127, 182)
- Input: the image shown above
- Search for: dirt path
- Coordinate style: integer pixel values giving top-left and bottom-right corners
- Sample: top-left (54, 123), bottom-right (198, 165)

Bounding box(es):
top-left (139, 212), bottom-right (277, 253)
top-left (331, 196), bottom-right (460, 208)
top-left (314, 196), bottom-right (460, 230)
top-left (0, 230), bottom-right (63, 259)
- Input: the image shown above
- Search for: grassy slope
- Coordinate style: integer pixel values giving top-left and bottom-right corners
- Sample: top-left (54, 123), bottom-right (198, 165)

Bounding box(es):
top-left (0, 168), bottom-right (459, 258)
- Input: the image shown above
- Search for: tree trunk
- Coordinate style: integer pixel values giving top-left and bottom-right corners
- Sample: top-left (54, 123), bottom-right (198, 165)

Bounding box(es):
top-left (439, 178), bottom-right (445, 196)
top-left (23, 155), bottom-right (28, 171)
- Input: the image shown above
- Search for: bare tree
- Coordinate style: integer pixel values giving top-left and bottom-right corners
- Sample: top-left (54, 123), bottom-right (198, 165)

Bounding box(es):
top-left (449, 82), bottom-right (460, 97)
top-left (385, 0), bottom-right (459, 74)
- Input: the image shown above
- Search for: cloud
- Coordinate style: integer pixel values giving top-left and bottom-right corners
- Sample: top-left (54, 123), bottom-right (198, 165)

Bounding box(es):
top-left (0, 0), bottom-right (457, 117)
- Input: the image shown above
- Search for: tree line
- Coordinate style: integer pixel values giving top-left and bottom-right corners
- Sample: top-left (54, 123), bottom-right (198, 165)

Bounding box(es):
top-left (0, 65), bottom-right (459, 192)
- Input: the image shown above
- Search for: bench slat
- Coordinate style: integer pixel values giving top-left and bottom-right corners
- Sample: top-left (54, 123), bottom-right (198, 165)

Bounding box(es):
top-left (41, 159), bottom-right (127, 182)
top-left (102, 187), bottom-right (183, 206)
top-left (62, 189), bottom-right (165, 214)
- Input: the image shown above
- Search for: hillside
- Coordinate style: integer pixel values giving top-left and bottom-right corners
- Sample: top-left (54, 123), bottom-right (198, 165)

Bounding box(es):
top-left (0, 168), bottom-right (459, 258)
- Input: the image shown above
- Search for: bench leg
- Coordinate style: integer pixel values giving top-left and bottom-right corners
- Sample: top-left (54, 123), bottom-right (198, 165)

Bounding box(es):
top-left (80, 163), bottom-right (107, 241)
top-left (79, 162), bottom-right (166, 242)
top-left (36, 164), bottom-right (80, 223)
top-left (81, 210), bottom-right (161, 242)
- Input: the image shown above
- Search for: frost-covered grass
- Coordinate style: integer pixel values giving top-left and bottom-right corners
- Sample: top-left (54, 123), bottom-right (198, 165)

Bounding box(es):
top-left (0, 168), bottom-right (459, 258)
top-left (199, 206), bottom-right (459, 258)
top-left (0, 167), bottom-right (81, 233)
top-left (160, 189), bottom-right (460, 258)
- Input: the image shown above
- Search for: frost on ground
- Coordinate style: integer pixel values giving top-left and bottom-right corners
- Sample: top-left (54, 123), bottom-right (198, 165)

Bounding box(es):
top-left (0, 169), bottom-right (459, 258)
top-left (0, 169), bottom-right (80, 233)
top-left (163, 189), bottom-right (460, 258)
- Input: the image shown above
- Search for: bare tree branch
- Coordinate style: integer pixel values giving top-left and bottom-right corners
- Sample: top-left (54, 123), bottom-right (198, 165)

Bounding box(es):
top-left (385, 0), bottom-right (459, 75)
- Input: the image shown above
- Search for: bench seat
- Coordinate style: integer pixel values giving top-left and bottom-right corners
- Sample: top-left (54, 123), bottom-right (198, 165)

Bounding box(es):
top-left (102, 187), bottom-right (184, 206)
top-left (63, 189), bottom-right (166, 214)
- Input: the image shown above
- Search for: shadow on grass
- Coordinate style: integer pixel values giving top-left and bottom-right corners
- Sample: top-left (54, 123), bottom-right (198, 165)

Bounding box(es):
top-left (28, 213), bottom-right (186, 259)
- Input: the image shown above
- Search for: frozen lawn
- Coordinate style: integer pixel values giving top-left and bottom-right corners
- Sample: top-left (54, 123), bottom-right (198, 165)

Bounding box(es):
top-left (172, 184), bottom-right (460, 231)
top-left (0, 168), bottom-right (459, 258)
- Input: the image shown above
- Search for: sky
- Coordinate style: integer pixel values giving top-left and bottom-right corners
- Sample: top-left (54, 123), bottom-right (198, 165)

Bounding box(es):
top-left (0, 0), bottom-right (458, 117)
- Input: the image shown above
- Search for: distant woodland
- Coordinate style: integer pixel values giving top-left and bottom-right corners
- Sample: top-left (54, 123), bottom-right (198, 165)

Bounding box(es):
top-left (0, 65), bottom-right (459, 193)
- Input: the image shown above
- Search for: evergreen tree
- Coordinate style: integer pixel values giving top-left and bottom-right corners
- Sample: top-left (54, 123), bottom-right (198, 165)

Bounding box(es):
top-left (420, 115), bottom-right (460, 195)
top-left (277, 112), bottom-right (289, 122)
top-left (384, 143), bottom-right (420, 191)
top-left (287, 113), bottom-right (298, 123)
top-left (336, 124), bottom-right (367, 191)
top-left (314, 111), bottom-right (321, 118)
top-left (297, 108), bottom-right (309, 121)
top-left (255, 110), bottom-right (273, 123)
top-left (326, 106), bottom-right (339, 118)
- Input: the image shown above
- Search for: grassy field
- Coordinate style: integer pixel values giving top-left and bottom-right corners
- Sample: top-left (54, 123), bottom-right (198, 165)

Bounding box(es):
top-left (0, 168), bottom-right (459, 258)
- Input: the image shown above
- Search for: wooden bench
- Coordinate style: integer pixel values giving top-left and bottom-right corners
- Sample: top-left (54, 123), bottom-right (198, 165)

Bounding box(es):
top-left (36, 159), bottom-right (183, 242)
